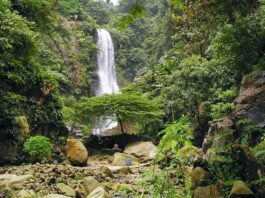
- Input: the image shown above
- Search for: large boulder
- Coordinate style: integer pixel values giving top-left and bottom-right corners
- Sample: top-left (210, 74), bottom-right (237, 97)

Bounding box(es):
top-left (0, 116), bottom-right (30, 164)
top-left (124, 141), bottom-right (156, 158)
top-left (87, 186), bottom-right (110, 198)
top-left (191, 167), bottom-right (211, 189)
top-left (112, 153), bottom-right (139, 166)
top-left (229, 181), bottom-right (254, 198)
top-left (66, 139), bottom-right (88, 166)
top-left (194, 185), bottom-right (220, 198)
top-left (16, 116), bottom-right (30, 142)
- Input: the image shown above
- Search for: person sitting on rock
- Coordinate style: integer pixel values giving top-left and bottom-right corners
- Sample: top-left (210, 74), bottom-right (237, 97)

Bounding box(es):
top-left (112, 144), bottom-right (122, 152)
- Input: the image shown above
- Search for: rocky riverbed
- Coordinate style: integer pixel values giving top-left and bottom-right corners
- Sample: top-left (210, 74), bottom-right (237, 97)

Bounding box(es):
top-left (0, 152), bottom-right (153, 198)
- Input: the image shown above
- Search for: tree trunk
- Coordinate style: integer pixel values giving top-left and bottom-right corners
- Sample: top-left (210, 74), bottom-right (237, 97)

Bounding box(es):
top-left (117, 116), bottom-right (125, 134)
top-left (117, 114), bottom-right (126, 149)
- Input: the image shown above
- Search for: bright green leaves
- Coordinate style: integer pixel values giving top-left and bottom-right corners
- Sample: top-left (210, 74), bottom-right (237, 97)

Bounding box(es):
top-left (0, 3), bottom-right (37, 87)
top-left (129, 2), bottom-right (145, 17)
top-left (117, 1), bottom-right (145, 30)
top-left (23, 136), bottom-right (52, 162)
top-left (157, 115), bottom-right (192, 155)
top-left (167, 0), bottom-right (184, 10)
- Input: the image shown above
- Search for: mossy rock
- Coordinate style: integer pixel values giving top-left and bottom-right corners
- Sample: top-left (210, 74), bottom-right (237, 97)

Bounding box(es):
top-left (229, 181), bottom-right (254, 198)
top-left (193, 185), bottom-right (220, 198)
top-left (56, 183), bottom-right (76, 197)
top-left (191, 167), bottom-right (211, 189)
top-left (176, 145), bottom-right (202, 165)
top-left (112, 153), bottom-right (139, 166)
top-left (16, 116), bottom-right (30, 142)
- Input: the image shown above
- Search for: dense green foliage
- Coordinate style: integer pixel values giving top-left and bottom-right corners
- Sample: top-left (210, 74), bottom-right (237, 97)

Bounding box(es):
top-left (0, 0), bottom-right (100, 143)
top-left (0, 0), bottom-right (65, 141)
top-left (23, 135), bottom-right (52, 162)
top-left (124, 0), bottom-right (265, 144)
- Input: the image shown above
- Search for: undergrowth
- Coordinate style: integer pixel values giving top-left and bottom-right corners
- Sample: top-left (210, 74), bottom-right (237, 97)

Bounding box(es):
top-left (134, 116), bottom-right (192, 197)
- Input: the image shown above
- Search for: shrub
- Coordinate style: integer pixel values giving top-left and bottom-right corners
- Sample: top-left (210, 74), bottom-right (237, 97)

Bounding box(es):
top-left (251, 136), bottom-right (265, 163)
top-left (157, 115), bottom-right (192, 157)
top-left (23, 136), bottom-right (52, 162)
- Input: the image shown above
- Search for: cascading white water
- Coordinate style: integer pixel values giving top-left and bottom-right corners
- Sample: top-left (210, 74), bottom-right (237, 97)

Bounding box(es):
top-left (95, 29), bottom-right (119, 95)
top-left (93, 29), bottom-right (119, 135)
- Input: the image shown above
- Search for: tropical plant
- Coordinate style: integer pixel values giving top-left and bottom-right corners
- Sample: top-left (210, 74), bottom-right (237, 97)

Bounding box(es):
top-left (157, 115), bottom-right (192, 155)
top-left (134, 168), bottom-right (177, 198)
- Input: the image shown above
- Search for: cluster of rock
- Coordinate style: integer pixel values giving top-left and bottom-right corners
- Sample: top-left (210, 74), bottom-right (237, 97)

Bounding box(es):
top-left (0, 163), bottom-right (138, 197)
top-left (0, 163), bottom-right (101, 197)
top-left (191, 167), bottom-right (255, 198)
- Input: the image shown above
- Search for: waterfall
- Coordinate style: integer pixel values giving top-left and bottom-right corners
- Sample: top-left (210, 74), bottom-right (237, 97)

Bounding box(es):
top-left (95, 29), bottom-right (119, 95)
top-left (93, 29), bottom-right (119, 135)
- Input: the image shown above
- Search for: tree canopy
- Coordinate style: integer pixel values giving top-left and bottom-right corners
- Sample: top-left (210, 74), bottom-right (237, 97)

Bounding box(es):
top-left (75, 93), bottom-right (162, 134)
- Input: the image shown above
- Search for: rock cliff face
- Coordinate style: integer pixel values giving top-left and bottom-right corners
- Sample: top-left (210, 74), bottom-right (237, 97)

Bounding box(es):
top-left (235, 71), bottom-right (265, 122)
top-left (234, 71), bottom-right (265, 144)
top-left (203, 71), bottom-right (265, 149)
top-left (198, 71), bottom-right (265, 198)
